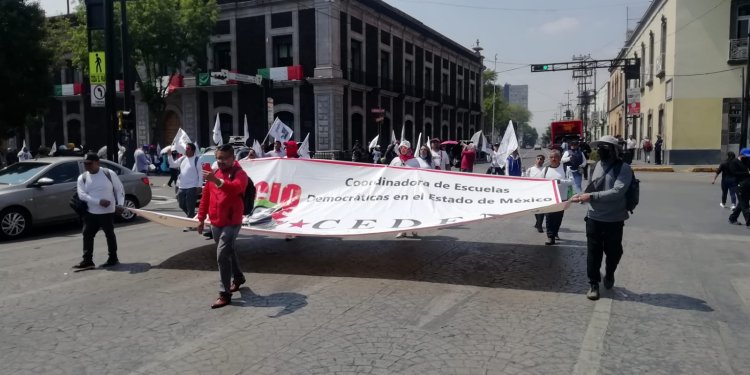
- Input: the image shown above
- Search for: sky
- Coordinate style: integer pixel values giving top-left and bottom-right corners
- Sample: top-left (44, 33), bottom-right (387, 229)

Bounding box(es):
top-left (36, 0), bottom-right (651, 133)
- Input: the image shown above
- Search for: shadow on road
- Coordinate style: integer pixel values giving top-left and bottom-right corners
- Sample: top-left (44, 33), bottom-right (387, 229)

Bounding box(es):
top-left (1, 217), bottom-right (147, 245)
top-left (236, 287), bottom-right (308, 317)
top-left (613, 287), bottom-right (714, 312)
top-left (102, 262), bottom-right (152, 274)
top-left (157, 235), bottom-right (591, 294)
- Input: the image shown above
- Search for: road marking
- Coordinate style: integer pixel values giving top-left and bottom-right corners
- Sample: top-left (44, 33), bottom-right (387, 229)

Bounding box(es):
top-left (572, 297), bottom-right (613, 375)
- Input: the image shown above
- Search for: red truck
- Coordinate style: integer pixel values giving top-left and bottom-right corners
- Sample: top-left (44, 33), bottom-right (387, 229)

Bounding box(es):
top-left (549, 120), bottom-right (583, 150)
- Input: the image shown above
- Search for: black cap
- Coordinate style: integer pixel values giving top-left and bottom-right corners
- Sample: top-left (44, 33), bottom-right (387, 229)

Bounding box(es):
top-left (84, 152), bottom-right (100, 161)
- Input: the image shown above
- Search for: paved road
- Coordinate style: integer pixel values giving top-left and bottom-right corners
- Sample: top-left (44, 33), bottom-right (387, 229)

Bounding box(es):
top-left (1, 172), bottom-right (749, 374)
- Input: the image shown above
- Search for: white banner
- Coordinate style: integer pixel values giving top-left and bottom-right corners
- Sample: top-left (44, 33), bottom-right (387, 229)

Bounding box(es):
top-left (135, 159), bottom-right (567, 238)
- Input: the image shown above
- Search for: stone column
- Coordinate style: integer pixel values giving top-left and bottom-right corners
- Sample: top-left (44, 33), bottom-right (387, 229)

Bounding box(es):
top-left (314, 85), bottom-right (344, 151)
top-left (135, 98), bottom-right (150, 146)
top-left (314, 0), bottom-right (342, 79)
top-left (181, 90), bottom-right (199, 141)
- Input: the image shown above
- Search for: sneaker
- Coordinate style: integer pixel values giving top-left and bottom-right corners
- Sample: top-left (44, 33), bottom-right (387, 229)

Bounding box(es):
top-left (586, 284), bottom-right (600, 300)
top-left (395, 232), bottom-right (407, 238)
top-left (729, 219), bottom-right (741, 225)
top-left (731, 205), bottom-right (736, 211)
top-left (603, 274), bottom-right (615, 289)
top-left (72, 260), bottom-right (95, 269)
top-left (535, 225), bottom-right (544, 233)
top-left (230, 278), bottom-right (246, 293)
top-left (100, 258), bottom-right (119, 268)
top-left (720, 203), bottom-right (725, 208)
top-left (211, 294), bottom-right (231, 309)
top-left (183, 227), bottom-right (196, 232)
top-left (545, 237), bottom-right (556, 246)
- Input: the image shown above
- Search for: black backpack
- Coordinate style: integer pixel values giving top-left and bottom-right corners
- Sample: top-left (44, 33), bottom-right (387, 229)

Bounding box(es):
top-left (228, 166), bottom-right (256, 215)
top-left (569, 149), bottom-right (583, 170)
top-left (612, 162), bottom-right (640, 214)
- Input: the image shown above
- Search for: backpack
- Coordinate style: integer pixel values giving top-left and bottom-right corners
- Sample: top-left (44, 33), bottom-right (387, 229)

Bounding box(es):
top-left (228, 166), bottom-right (255, 215)
top-left (643, 140), bottom-right (653, 152)
top-left (612, 162), bottom-right (640, 214)
top-left (569, 149), bottom-right (583, 170)
top-left (70, 170), bottom-right (115, 216)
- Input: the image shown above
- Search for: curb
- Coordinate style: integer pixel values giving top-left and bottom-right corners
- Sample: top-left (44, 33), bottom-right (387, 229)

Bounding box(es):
top-left (686, 167), bottom-right (716, 173)
top-left (631, 166), bottom-right (674, 172)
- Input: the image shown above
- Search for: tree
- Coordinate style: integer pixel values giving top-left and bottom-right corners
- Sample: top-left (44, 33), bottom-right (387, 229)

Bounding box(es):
top-left (0, 0), bottom-right (53, 137)
top-left (67, 0), bottom-right (218, 141)
top-left (541, 127), bottom-right (552, 147)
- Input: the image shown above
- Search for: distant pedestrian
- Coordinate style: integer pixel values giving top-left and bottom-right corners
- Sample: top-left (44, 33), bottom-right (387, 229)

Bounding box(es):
top-left (541, 150), bottom-right (572, 245)
top-left (526, 154), bottom-right (547, 233)
top-left (571, 135), bottom-right (633, 301)
top-left (580, 139), bottom-right (592, 180)
top-left (415, 145), bottom-right (435, 169)
top-left (133, 145), bottom-right (150, 174)
top-left (561, 138), bottom-right (569, 152)
top-left (384, 142), bottom-right (398, 165)
top-left (713, 152), bottom-right (737, 210)
top-left (728, 148), bottom-right (750, 226)
top-left (73, 153), bottom-right (125, 269)
top-left (167, 150), bottom-right (180, 187)
top-left (243, 149), bottom-right (258, 160)
top-left (460, 143), bottom-right (476, 173)
top-left (562, 140), bottom-right (585, 193)
top-left (197, 144), bottom-right (249, 309)
top-left (372, 146), bottom-right (382, 164)
top-left (267, 141), bottom-right (286, 157)
top-left (655, 135), bottom-right (663, 165)
top-left (487, 144), bottom-right (505, 175)
top-left (505, 149), bottom-right (522, 176)
top-left (285, 141), bottom-right (299, 158)
top-left (625, 136), bottom-right (637, 164)
top-left (17, 146), bottom-right (32, 161)
top-left (641, 137), bottom-right (653, 163)
top-left (389, 141), bottom-right (419, 168)
top-left (176, 143), bottom-right (202, 227)
top-left (351, 141), bottom-right (364, 162)
top-left (430, 139), bottom-right (450, 170)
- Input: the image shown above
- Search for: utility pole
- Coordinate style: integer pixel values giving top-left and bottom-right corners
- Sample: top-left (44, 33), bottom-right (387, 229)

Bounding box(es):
top-left (742, 32), bottom-right (750, 149)
top-left (119, 0), bottom-right (132, 161)
top-left (104, 0), bottom-right (117, 161)
top-left (492, 53), bottom-right (497, 143)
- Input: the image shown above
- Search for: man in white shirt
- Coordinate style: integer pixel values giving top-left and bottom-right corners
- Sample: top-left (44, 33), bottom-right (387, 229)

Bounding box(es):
top-left (177, 143), bottom-right (203, 224)
top-left (73, 153), bottom-right (125, 269)
top-left (526, 154), bottom-right (546, 232)
top-left (430, 139), bottom-right (450, 170)
top-left (626, 135), bottom-right (638, 164)
top-left (489, 144), bottom-right (505, 175)
top-left (542, 149), bottom-right (573, 246)
top-left (561, 141), bottom-right (586, 194)
top-left (267, 141), bottom-right (286, 157)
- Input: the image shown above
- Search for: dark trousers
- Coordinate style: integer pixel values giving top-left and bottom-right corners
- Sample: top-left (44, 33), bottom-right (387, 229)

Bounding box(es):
top-left (545, 211), bottom-right (565, 239)
top-left (82, 213), bottom-right (117, 262)
top-left (586, 218), bottom-right (624, 284)
top-left (212, 225), bottom-right (244, 295)
top-left (721, 179), bottom-right (737, 206)
top-left (534, 214), bottom-right (544, 229)
top-left (729, 190), bottom-right (750, 225)
top-left (486, 166), bottom-right (504, 175)
top-left (655, 147), bottom-right (662, 164)
top-left (177, 187), bottom-right (197, 218)
top-left (167, 168), bottom-right (179, 186)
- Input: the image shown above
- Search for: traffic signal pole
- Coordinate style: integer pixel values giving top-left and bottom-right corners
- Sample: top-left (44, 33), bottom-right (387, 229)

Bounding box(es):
top-left (104, 0), bottom-right (117, 161)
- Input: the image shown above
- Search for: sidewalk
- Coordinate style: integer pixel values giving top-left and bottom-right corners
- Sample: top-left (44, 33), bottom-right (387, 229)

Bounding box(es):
top-left (627, 159), bottom-right (716, 173)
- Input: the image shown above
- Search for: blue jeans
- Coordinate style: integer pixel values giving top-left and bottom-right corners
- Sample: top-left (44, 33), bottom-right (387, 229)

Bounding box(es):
top-left (721, 179), bottom-right (737, 206)
top-left (571, 171), bottom-right (583, 194)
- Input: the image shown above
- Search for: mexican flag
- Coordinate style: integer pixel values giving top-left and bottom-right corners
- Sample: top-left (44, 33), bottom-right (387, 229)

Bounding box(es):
top-left (54, 83), bottom-right (83, 96)
top-left (257, 65), bottom-right (303, 81)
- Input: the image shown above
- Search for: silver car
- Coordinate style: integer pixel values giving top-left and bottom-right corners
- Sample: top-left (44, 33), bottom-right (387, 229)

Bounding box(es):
top-left (0, 157), bottom-right (152, 239)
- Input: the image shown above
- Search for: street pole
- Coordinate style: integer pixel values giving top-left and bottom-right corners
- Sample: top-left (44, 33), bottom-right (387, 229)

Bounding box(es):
top-left (492, 54), bottom-right (497, 143)
top-left (104, 0), bottom-right (117, 161)
top-left (741, 33), bottom-right (750, 149)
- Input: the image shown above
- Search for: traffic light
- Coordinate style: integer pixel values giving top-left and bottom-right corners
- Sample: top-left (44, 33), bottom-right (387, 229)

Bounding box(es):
top-left (531, 64), bottom-right (551, 72)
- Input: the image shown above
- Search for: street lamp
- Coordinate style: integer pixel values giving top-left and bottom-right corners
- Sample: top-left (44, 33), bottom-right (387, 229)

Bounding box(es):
top-left (492, 54), bottom-right (497, 143)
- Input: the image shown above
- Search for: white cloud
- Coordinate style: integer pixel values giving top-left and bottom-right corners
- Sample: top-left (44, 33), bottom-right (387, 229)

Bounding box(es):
top-left (539, 17), bottom-right (581, 35)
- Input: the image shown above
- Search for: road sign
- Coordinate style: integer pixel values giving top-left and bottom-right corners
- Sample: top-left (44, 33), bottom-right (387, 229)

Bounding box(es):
top-left (89, 51), bottom-right (106, 84)
top-left (91, 84), bottom-right (106, 107)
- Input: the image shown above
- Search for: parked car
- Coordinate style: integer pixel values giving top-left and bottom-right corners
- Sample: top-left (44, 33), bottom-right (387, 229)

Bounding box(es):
top-left (0, 157), bottom-right (152, 239)
top-left (534, 144), bottom-right (542, 150)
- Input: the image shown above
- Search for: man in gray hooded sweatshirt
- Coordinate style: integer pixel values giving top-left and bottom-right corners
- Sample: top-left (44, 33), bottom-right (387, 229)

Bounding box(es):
top-left (571, 135), bottom-right (632, 301)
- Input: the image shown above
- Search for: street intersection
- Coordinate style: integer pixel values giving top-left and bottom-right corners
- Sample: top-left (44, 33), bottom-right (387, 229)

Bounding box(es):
top-left (1, 171), bottom-right (749, 375)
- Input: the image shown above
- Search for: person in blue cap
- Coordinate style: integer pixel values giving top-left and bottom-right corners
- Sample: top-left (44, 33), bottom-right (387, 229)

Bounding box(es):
top-left (728, 148), bottom-right (750, 226)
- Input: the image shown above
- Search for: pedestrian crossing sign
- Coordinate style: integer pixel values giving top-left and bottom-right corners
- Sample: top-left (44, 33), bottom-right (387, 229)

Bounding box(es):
top-left (89, 51), bottom-right (106, 84)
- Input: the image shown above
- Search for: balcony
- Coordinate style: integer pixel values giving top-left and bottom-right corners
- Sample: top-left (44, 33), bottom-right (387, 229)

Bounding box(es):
top-left (729, 38), bottom-right (748, 62)
top-left (655, 54), bottom-right (665, 78)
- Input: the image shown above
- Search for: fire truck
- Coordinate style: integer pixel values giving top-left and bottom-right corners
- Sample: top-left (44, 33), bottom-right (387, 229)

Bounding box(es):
top-left (548, 120), bottom-right (583, 150)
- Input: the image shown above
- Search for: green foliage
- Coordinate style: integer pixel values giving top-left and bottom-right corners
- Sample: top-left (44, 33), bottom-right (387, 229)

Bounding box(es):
top-left (541, 127), bottom-right (552, 146)
top-left (0, 0), bottom-right (53, 137)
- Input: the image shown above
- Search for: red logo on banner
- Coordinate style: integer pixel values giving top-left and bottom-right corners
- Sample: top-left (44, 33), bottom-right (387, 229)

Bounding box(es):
top-left (628, 102), bottom-right (640, 116)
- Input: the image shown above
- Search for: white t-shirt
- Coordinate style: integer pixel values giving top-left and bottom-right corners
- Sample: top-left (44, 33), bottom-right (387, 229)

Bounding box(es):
top-left (541, 164), bottom-right (572, 201)
top-left (526, 165), bottom-right (545, 178)
top-left (430, 148), bottom-right (449, 170)
top-left (415, 156), bottom-right (435, 169)
top-left (77, 168), bottom-right (125, 215)
top-left (267, 149), bottom-right (286, 157)
top-left (177, 156), bottom-right (203, 189)
top-left (389, 156), bottom-right (420, 168)
top-left (491, 150), bottom-right (505, 168)
top-left (627, 139), bottom-right (638, 150)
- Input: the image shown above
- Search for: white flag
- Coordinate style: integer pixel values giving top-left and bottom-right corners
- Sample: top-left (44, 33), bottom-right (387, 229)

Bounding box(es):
top-left (368, 135), bottom-right (379, 151)
top-left (212, 113), bottom-right (223, 146)
top-left (48, 141), bottom-right (56, 156)
top-left (252, 139), bottom-right (264, 158)
top-left (194, 142), bottom-right (202, 156)
top-left (399, 124), bottom-right (406, 147)
top-left (298, 133), bottom-right (311, 159)
top-left (156, 143), bottom-right (162, 155)
top-left (22, 140), bottom-right (27, 150)
top-left (243, 114), bottom-right (250, 143)
top-left (471, 130), bottom-right (493, 156)
top-left (497, 121), bottom-right (519, 162)
top-left (269, 117), bottom-right (293, 143)
top-left (171, 128), bottom-right (192, 154)
top-left (415, 133), bottom-right (422, 152)
top-left (390, 129), bottom-right (397, 144)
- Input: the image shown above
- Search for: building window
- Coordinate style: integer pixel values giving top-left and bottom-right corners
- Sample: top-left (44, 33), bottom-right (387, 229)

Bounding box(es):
top-left (273, 35), bottom-right (293, 67)
top-left (425, 67), bottom-right (432, 91)
top-left (405, 60), bottom-right (413, 86)
top-left (351, 16), bottom-right (362, 34)
top-left (425, 51), bottom-right (432, 63)
top-left (405, 42), bottom-right (413, 55)
top-left (640, 43), bottom-right (646, 86)
top-left (469, 83), bottom-right (475, 103)
top-left (648, 32), bottom-right (654, 84)
top-left (728, 102), bottom-right (742, 143)
top-left (380, 50), bottom-right (390, 88)
top-left (271, 12), bottom-right (293, 29)
top-left (213, 42), bottom-right (231, 70)
top-left (737, 5), bottom-right (750, 39)
top-left (351, 40), bottom-right (362, 73)
top-left (659, 18), bottom-right (667, 76)
top-left (442, 73), bottom-right (448, 95)
top-left (381, 30), bottom-right (390, 46)
top-left (213, 20), bottom-right (230, 35)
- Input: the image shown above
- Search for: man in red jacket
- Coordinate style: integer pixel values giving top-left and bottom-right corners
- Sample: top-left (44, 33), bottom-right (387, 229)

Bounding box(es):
top-left (197, 144), bottom-right (250, 309)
